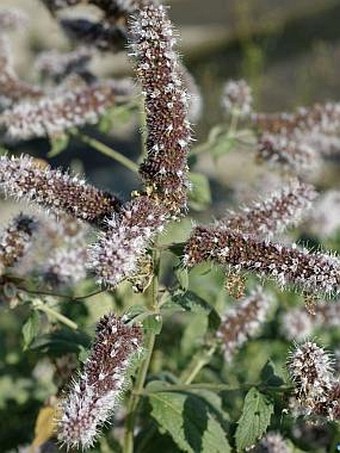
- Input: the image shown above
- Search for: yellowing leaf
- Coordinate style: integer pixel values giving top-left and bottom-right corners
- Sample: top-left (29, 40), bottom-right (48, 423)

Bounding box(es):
top-left (31, 405), bottom-right (56, 449)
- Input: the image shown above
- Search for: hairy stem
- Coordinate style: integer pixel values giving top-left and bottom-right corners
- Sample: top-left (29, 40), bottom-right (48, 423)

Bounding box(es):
top-left (123, 250), bottom-right (160, 453)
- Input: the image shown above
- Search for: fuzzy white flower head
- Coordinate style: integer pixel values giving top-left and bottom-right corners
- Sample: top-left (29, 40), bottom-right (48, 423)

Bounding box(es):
top-left (222, 79), bottom-right (253, 118)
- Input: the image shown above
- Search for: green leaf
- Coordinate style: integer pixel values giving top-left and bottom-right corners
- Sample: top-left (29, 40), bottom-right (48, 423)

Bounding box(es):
top-left (144, 314), bottom-right (163, 335)
top-left (166, 290), bottom-right (221, 333)
top-left (235, 387), bottom-right (274, 452)
top-left (48, 134), bottom-right (69, 157)
top-left (149, 390), bottom-right (231, 453)
top-left (22, 311), bottom-right (40, 350)
top-left (211, 134), bottom-right (236, 159)
top-left (188, 172), bottom-right (211, 211)
top-left (180, 314), bottom-right (207, 358)
top-left (260, 360), bottom-right (284, 387)
top-left (30, 329), bottom-right (90, 356)
top-left (174, 265), bottom-right (189, 291)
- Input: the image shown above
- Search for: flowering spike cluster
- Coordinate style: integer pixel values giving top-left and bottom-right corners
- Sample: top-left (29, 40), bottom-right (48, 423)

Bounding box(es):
top-left (129, 2), bottom-right (191, 214)
top-left (88, 196), bottom-right (167, 287)
top-left (184, 226), bottom-right (340, 296)
top-left (222, 79), bottom-right (253, 118)
top-left (216, 288), bottom-right (272, 362)
top-left (288, 341), bottom-right (339, 420)
top-left (256, 134), bottom-right (319, 174)
top-left (281, 301), bottom-right (340, 340)
top-left (0, 155), bottom-right (121, 225)
top-left (251, 433), bottom-right (290, 453)
top-left (57, 313), bottom-right (143, 450)
top-left (60, 18), bottom-right (127, 52)
top-left (253, 102), bottom-right (340, 172)
top-left (253, 103), bottom-right (340, 137)
top-left (0, 80), bottom-right (131, 139)
top-left (35, 47), bottom-right (94, 82)
top-left (219, 179), bottom-right (316, 237)
top-left (0, 214), bottom-right (38, 274)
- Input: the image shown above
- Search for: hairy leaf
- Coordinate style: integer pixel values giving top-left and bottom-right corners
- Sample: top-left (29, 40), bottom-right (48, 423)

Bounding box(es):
top-left (149, 390), bottom-right (230, 453)
top-left (235, 387), bottom-right (274, 452)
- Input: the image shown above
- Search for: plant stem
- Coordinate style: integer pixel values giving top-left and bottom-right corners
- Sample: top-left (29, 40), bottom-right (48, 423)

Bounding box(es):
top-left (180, 343), bottom-right (217, 385)
top-left (139, 383), bottom-right (293, 394)
top-left (76, 132), bottom-right (139, 173)
top-left (123, 250), bottom-right (160, 453)
top-left (34, 302), bottom-right (78, 330)
top-left (18, 284), bottom-right (105, 302)
top-left (124, 331), bottom-right (156, 453)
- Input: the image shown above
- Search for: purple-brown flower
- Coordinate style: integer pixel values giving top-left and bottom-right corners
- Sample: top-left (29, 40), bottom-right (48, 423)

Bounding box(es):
top-left (219, 179), bottom-right (316, 237)
top-left (57, 313), bottom-right (143, 449)
top-left (0, 213), bottom-right (38, 274)
top-left (88, 195), bottom-right (167, 288)
top-left (129, 2), bottom-right (191, 213)
top-left (0, 155), bottom-right (121, 226)
top-left (288, 341), bottom-right (339, 420)
top-left (184, 226), bottom-right (340, 296)
top-left (0, 80), bottom-right (131, 139)
top-left (217, 288), bottom-right (272, 362)
top-left (253, 102), bottom-right (340, 172)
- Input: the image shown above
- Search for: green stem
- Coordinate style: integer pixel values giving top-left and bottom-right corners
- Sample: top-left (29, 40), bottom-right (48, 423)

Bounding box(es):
top-left (140, 383), bottom-right (293, 394)
top-left (76, 132), bottom-right (139, 173)
top-left (123, 250), bottom-right (160, 453)
top-left (18, 285), bottom-right (105, 302)
top-left (34, 303), bottom-right (78, 330)
top-left (180, 343), bottom-right (217, 385)
top-left (124, 331), bottom-right (156, 453)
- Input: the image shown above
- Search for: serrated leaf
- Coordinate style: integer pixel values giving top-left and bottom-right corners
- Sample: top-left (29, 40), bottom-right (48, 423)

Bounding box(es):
top-left (235, 387), bottom-right (274, 452)
top-left (149, 390), bottom-right (231, 453)
top-left (188, 172), bottom-right (211, 211)
top-left (22, 311), bottom-right (40, 350)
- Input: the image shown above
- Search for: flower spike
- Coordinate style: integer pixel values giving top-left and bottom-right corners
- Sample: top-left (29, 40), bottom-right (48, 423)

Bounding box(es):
top-left (0, 155), bottom-right (121, 226)
top-left (184, 226), bottom-right (340, 297)
top-left (57, 313), bottom-right (143, 449)
top-left (129, 1), bottom-right (191, 214)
